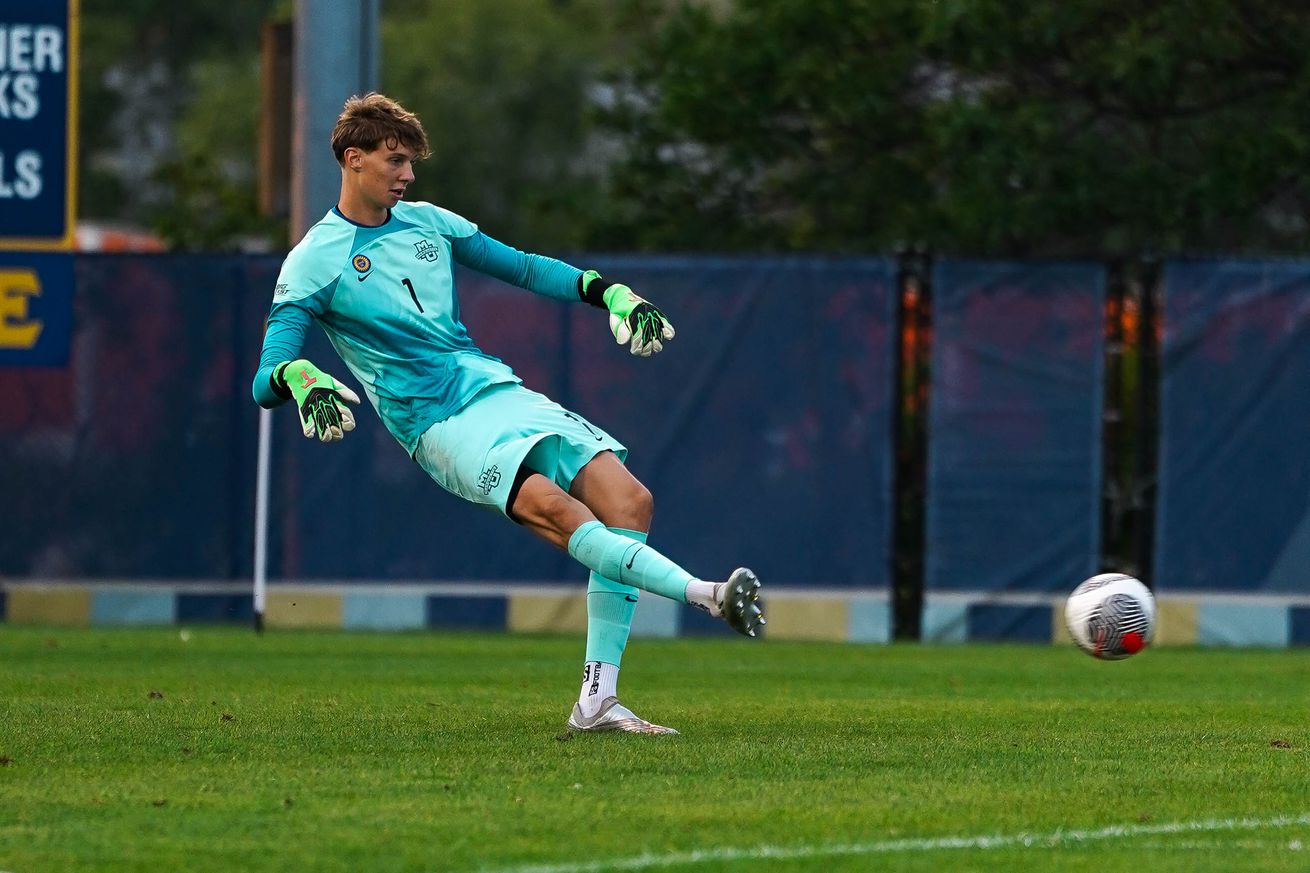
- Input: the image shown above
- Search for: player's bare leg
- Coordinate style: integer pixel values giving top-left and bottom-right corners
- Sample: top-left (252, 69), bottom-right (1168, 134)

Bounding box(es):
top-left (510, 468), bottom-right (764, 636)
top-left (509, 466), bottom-right (762, 734)
top-left (564, 452), bottom-right (656, 728)
top-left (510, 470), bottom-right (675, 733)
top-left (568, 450), bottom-right (652, 531)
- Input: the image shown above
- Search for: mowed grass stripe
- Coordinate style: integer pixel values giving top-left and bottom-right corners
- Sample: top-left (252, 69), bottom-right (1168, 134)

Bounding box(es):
top-left (487, 813), bottom-right (1310, 873)
top-left (0, 627), bottom-right (1307, 873)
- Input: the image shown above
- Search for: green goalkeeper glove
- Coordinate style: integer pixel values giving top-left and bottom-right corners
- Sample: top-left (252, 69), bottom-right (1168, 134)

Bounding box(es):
top-left (273, 359), bottom-right (361, 442)
top-left (582, 270), bottom-right (676, 357)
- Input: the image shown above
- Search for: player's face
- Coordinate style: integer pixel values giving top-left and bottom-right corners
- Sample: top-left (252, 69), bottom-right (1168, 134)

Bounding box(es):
top-left (349, 143), bottom-right (417, 210)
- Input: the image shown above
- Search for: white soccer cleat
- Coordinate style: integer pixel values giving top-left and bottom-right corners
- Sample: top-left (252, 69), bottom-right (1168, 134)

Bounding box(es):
top-left (711, 568), bottom-right (765, 638)
top-left (566, 696), bottom-right (679, 735)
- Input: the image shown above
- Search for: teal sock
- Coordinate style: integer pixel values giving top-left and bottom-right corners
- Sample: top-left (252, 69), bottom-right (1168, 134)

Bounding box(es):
top-left (584, 528), bottom-right (645, 666)
top-left (567, 521), bottom-right (693, 603)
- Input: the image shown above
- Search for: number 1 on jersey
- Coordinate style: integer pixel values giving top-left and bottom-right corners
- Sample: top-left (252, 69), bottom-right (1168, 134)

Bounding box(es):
top-left (401, 278), bottom-right (424, 313)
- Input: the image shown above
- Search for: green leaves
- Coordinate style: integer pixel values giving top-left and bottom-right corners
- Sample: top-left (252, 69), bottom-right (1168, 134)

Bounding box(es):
top-left (381, 0), bottom-right (612, 249)
top-left (79, 0), bottom-right (1310, 255)
top-left (599, 0), bottom-right (1310, 256)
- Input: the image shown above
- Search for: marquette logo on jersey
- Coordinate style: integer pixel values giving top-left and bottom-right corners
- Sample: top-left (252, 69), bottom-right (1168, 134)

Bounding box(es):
top-left (0, 268), bottom-right (43, 350)
top-left (477, 464), bottom-right (502, 495)
top-left (413, 240), bottom-right (440, 263)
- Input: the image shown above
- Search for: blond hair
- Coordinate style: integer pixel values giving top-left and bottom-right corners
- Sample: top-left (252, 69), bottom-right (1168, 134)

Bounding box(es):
top-left (330, 93), bottom-right (431, 164)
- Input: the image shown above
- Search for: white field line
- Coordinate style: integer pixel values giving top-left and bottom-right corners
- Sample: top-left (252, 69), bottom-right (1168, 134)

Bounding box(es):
top-left (478, 812), bottom-right (1310, 873)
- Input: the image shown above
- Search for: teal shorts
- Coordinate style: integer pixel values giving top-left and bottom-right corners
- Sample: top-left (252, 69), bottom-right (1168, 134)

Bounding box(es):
top-left (413, 382), bottom-right (627, 516)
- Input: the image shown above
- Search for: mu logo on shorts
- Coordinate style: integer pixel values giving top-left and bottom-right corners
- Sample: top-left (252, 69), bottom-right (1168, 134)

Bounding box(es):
top-left (477, 464), bottom-right (501, 495)
top-left (413, 240), bottom-right (440, 262)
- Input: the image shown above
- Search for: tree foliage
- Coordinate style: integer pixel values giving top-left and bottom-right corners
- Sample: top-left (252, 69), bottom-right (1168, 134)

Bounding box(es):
top-left (78, 0), bottom-right (284, 241)
top-left (152, 55), bottom-right (284, 250)
top-left (594, 0), bottom-right (1310, 255)
top-left (77, 0), bottom-right (1310, 254)
top-left (381, 0), bottom-right (615, 250)
top-left (78, 0), bottom-right (611, 251)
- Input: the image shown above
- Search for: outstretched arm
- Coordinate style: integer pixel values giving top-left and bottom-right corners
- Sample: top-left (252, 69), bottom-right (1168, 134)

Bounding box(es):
top-left (252, 305), bottom-right (313, 408)
top-left (450, 230), bottom-right (675, 356)
top-left (251, 304), bottom-right (361, 443)
top-left (449, 230), bottom-right (581, 302)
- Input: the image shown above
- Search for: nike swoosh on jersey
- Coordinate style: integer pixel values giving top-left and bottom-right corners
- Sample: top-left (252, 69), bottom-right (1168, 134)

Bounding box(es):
top-left (356, 273), bottom-right (371, 282)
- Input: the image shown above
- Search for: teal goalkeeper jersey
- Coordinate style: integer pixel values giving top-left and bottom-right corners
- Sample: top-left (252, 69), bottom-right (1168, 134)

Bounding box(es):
top-left (252, 201), bottom-right (583, 452)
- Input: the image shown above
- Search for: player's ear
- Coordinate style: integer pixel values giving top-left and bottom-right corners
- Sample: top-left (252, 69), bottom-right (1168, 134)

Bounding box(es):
top-left (344, 147), bottom-right (363, 172)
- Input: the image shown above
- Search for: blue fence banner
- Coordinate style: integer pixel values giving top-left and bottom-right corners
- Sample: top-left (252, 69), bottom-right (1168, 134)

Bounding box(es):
top-left (274, 256), bottom-right (900, 587)
top-left (1, 255), bottom-right (897, 588)
top-left (1155, 260), bottom-right (1310, 592)
top-left (0, 0), bottom-right (77, 249)
top-left (925, 260), bottom-right (1105, 593)
top-left (0, 251), bottom-right (72, 365)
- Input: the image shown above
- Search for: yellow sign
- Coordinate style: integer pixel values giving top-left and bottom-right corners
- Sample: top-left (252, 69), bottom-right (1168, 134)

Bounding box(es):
top-left (0, 267), bottom-right (43, 348)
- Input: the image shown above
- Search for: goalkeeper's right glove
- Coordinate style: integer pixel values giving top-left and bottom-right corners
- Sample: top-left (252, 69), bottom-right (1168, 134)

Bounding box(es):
top-left (272, 359), bottom-right (361, 442)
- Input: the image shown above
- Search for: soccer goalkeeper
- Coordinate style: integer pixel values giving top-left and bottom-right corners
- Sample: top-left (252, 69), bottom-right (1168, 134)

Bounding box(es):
top-left (252, 94), bottom-right (763, 735)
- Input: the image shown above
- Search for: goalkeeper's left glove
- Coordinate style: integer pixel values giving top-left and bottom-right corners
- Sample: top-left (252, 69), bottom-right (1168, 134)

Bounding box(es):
top-left (580, 270), bottom-right (675, 357)
top-left (273, 359), bottom-right (361, 442)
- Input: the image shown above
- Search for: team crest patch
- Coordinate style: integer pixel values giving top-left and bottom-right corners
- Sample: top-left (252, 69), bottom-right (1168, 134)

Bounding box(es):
top-left (413, 240), bottom-right (440, 262)
top-left (353, 254), bottom-right (371, 273)
top-left (477, 464), bottom-right (502, 495)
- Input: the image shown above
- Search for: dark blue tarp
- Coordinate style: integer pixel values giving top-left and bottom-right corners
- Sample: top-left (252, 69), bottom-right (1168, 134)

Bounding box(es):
top-left (1155, 260), bottom-right (1310, 592)
top-left (0, 255), bottom-right (270, 579)
top-left (925, 260), bottom-right (1105, 592)
top-left (0, 255), bottom-right (897, 588)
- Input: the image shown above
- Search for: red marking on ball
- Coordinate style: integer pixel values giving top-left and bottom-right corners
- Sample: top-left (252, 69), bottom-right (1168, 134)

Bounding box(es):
top-left (1121, 631), bottom-right (1145, 654)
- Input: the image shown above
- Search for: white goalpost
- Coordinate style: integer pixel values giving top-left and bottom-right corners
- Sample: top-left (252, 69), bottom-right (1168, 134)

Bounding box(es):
top-left (253, 0), bottom-right (377, 632)
top-left (253, 406), bottom-right (272, 632)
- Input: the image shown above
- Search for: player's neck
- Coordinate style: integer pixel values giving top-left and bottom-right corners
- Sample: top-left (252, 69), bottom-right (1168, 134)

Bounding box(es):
top-left (336, 192), bottom-right (390, 227)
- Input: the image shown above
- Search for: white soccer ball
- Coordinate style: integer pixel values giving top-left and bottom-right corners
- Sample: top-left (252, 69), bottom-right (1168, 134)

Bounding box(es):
top-left (1064, 573), bottom-right (1156, 660)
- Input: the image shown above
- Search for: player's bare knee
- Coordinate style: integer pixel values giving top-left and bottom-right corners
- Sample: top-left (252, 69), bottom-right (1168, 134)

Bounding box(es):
top-left (631, 479), bottom-right (654, 525)
top-left (611, 478), bottom-right (653, 531)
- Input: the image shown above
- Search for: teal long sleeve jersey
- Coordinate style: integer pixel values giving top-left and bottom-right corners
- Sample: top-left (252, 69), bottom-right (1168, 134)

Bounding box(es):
top-left (252, 201), bottom-right (584, 453)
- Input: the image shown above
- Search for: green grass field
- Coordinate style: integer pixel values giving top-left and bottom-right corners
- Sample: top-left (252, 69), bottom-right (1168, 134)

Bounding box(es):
top-left (1, 626), bottom-right (1307, 872)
